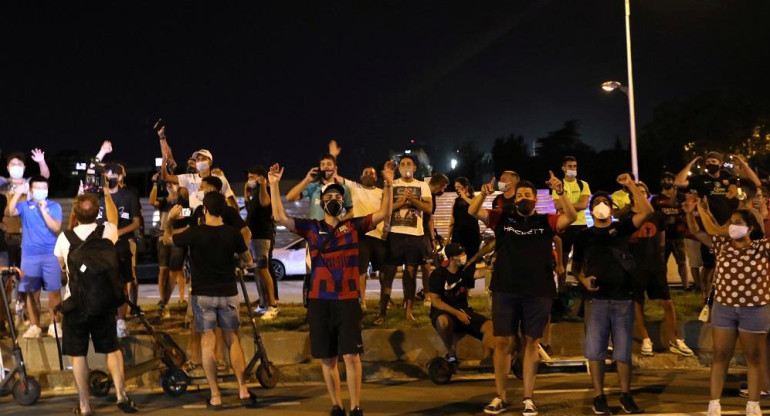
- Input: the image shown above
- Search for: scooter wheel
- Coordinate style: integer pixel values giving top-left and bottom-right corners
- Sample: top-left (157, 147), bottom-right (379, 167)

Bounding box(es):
top-left (256, 362), bottom-right (279, 389)
top-left (13, 377), bottom-right (41, 406)
top-left (88, 370), bottom-right (112, 397)
top-left (511, 358), bottom-right (524, 380)
top-left (160, 368), bottom-right (190, 397)
top-left (428, 357), bottom-right (452, 385)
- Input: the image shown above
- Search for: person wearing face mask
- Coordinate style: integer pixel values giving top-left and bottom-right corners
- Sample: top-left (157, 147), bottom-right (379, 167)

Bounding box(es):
top-left (470, 172), bottom-right (577, 416)
top-left (650, 172), bottom-right (690, 291)
top-left (492, 170), bottom-right (520, 210)
top-left (690, 202), bottom-right (770, 416)
top-left (376, 155), bottom-right (433, 325)
top-left (244, 165), bottom-right (279, 319)
top-left (286, 152), bottom-right (354, 221)
top-left (269, 161), bottom-right (394, 416)
top-left (5, 176), bottom-right (62, 339)
top-left (553, 156), bottom-right (591, 272)
top-left (571, 174), bottom-right (652, 415)
top-left (447, 177), bottom-right (481, 259)
top-left (428, 242), bottom-right (493, 366)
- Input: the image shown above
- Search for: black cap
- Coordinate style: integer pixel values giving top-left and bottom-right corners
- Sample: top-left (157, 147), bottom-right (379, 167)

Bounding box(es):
top-left (444, 243), bottom-right (464, 258)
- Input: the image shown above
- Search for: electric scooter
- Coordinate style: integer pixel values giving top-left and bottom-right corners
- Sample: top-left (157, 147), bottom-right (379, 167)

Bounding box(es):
top-left (0, 269), bottom-right (41, 405)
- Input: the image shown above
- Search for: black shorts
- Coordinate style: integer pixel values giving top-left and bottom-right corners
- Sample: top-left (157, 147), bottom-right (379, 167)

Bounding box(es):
top-left (430, 308), bottom-right (489, 341)
top-left (307, 298), bottom-right (363, 359)
top-left (665, 238), bottom-right (687, 266)
top-left (62, 311), bottom-right (119, 356)
top-left (701, 243), bottom-right (716, 269)
top-left (634, 269), bottom-right (671, 304)
top-left (386, 233), bottom-right (424, 267)
top-left (492, 292), bottom-right (552, 339)
top-left (158, 244), bottom-right (186, 271)
top-left (116, 239), bottom-right (135, 283)
top-left (358, 235), bottom-right (387, 275)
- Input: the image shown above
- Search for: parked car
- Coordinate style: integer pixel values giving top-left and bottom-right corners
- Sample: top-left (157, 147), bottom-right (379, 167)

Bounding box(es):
top-left (270, 238), bottom-right (308, 281)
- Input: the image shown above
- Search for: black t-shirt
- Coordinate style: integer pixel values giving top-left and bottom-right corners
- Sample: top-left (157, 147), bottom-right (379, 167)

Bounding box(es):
top-left (451, 197), bottom-right (480, 233)
top-left (492, 194), bottom-right (515, 210)
top-left (651, 192), bottom-right (687, 239)
top-left (192, 204), bottom-right (247, 230)
top-left (422, 193), bottom-right (438, 234)
top-left (0, 194), bottom-right (6, 252)
top-left (158, 197), bottom-right (194, 230)
top-left (429, 266), bottom-right (476, 311)
top-left (572, 217), bottom-right (638, 300)
top-left (688, 172), bottom-right (738, 225)
top-left (626, 211), bottom-right (665, 271)
top-left (97, 188), bottom-right (140, 240)
top-left (172, 224), bottom-right (247, 296)
top-left (487, 209), bottom-right (559, 297)
top-left (245, 186), bottom-right (274, 239)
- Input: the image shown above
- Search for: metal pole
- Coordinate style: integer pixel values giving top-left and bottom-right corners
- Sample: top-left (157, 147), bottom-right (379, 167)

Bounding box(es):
top-left (625, 0), bottom-right (639, 180)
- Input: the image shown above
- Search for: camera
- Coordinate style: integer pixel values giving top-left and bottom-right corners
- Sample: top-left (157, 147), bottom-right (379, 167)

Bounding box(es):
top-left (77, 157), bottom-right (105, 194)
top-left (181, 208), bottom-right (192, 217)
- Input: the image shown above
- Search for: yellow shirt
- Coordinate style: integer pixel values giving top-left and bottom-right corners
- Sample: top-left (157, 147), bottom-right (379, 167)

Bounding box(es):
top-left (552, 179), bottom-right (590, 226)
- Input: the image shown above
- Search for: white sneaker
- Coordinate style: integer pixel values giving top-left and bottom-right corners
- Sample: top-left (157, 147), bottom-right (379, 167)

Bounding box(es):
top-left (669, 339), bottom-right (694, 357)
top-left (747, 401), bottom-right (762, 416)
top-left (424, 298), bottom-right (432, 308)
top-left (260, 306), bottom-right (279, 320)
top-left (253, 306), bottom-right (268, 316)
top-left (706, 399), bottom-right (721, 416)
top-left (22, 325), bottom-right (42, 339)
top-left (47, 323), bottom-right (62, 338)
top-left (641, 338), bottom-right (654, 356)
top-left (116, 319), bottom-right (129, 338)
top-left (522, 398), bottom-right (538, 415)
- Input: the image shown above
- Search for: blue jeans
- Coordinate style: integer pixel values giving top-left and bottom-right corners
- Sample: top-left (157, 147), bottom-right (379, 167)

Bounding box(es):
top-left (191, 295), bottom-right (240, 332)
top-left (585, 299), bottom-right (634, 364)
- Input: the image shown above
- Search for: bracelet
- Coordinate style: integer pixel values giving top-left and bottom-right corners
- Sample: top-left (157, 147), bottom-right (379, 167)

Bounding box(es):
top-left (556, 190), bottom-right (565, 196)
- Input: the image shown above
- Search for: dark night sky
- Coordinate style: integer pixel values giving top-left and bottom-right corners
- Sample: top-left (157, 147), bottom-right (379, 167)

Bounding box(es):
top-left (2, 1), bottom-right (769, 181)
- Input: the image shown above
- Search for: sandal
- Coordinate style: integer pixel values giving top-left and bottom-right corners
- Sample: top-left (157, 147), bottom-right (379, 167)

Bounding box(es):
top-left (207, 397), bottom-right (223, 410)
top-left (373, 316), bottom-right (385, 326)
top-left (73, 406), bottom-right (94, 416)
top-left (116, 396), bottom-right (138, 413)
top-left (240, 390), bottom-right (258, 408)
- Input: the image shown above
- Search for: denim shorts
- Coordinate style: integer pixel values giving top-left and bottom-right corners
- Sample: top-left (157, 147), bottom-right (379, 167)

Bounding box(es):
top-left (585, 299), bottom-right (635, 364)
top-left (20, 254), bottom-right (62, 292)
top-left (191, 295), bottom-right (241, 332)
top-left (711, 302), bottom-right (770, 334)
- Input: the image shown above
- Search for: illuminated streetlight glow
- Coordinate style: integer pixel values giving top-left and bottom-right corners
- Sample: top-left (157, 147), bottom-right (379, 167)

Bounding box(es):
top-left (602, 81), bottom-right (622, 92)
top-left (450, 158), bottom-right (458, 170)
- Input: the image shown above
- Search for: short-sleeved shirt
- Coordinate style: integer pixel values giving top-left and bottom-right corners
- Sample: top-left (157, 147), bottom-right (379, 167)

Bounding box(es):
top-left (347, 181), bottom-right (384, 239)
top-left (492, 193), bottom-right (515, 210)
top-left (172, 224), bottom-right (247, 297)
top-left (429, 266), bottom-right (476, 311)
top-left (97, 188), bottom-right (140, 240)
top-left (390, 178), bottom-right (432, 236)
top-left (0, 178), bottom-right (29, 234)
top-left (552, 179), bottom-right (590, 226)
top-left (486, 209), bottom-right (560, 297)
top-left (54, 222), bottom-right (119, 269)
top-left (612, 189), bottom-right (632, 210)
top-left (626, 211), bottom-right (665, 271)
top-left (192, 204), bottom-right (246, 230)
top-left (688, 172), bottom-right (738, 225)
top-left (712, 235), bottom-right (770, 307)
top-left (572, 217), bottom-right (638, 300)
top-left (179, 172), bottom-right (236, 209)
top-left (17, 199), bottom-right (62, 256)
top-left (245, 185), bottom-right (274, 239)
top-left (301, 181), bottom-right (354, 221)
top-left (293, 214), bottom-right (374, 300)
top-left (651, 192), bottom-right (687, 239)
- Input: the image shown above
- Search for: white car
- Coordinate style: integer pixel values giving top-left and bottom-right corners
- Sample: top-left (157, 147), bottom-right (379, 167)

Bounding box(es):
top-left (270, 238), bottom-right (308, 281)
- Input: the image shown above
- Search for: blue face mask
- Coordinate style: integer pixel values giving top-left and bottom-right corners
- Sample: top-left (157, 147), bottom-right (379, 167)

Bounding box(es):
top-left (32, 189), bottom-right (48, 201)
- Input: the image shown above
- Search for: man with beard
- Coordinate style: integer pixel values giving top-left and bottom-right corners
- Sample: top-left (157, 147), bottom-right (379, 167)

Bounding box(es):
top-left (286, 153), bottom-right (353, 221)
top-left (470, 173), bottom-right (577, 415)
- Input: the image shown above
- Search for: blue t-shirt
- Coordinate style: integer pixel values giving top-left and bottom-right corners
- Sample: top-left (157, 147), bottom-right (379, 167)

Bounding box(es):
top-left (301, 181), bottom-right (354, 221)
top-left (17, 199), bottom-right (62, 256)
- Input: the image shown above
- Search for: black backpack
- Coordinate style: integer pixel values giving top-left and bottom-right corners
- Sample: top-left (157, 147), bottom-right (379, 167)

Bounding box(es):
top-left (62, 225), bottom-right (126, 316)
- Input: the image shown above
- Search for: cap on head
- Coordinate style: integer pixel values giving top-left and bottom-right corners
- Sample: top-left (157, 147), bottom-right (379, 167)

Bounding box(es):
top-left (704, 151), bottom-right (723, 162)
top-left (321, 183), bottom-right (345, 197)
top-left (444, 242), bottom-right (464, 258)
top-left (192, 149), bottom-right (214, 162)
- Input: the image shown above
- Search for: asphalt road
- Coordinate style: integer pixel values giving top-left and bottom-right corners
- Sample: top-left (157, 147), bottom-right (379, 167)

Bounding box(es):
top-left (1, 369), bottom-right (762, 415)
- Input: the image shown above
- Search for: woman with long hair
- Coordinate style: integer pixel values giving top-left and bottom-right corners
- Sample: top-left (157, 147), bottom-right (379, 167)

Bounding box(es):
top-left (447, 177), bottom-right (481, 259)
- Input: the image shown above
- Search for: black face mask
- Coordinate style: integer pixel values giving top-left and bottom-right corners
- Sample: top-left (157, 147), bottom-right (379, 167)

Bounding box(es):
top-left (434, 191), bottom-right (444, 197)
top-left (108, 178), bottom-right (119, 189)
top-left (515, 199), bottom-right (535, 215)
top-left (705, 164), bottom-right (720, 174)
top-left (323, 199), bottom-right (343, 217)
top-left (661, 182), bottom-right (674, 190)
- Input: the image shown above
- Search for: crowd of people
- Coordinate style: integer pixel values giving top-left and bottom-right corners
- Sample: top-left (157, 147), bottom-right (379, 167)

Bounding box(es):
top-left (2, 134), bottom-right (770, 416)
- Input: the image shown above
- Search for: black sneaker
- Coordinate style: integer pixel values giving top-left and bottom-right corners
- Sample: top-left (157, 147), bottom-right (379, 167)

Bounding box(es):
top-left (350, 407), bottom-right (364, 416)
top-left (331, 405), bottom-right (346, 416)
top-left (484, 396), bottom-right (512, 415)
top-left (592, 394), bottom-right (613, 415)
top-left (619, 393), bottom-right (642, 414)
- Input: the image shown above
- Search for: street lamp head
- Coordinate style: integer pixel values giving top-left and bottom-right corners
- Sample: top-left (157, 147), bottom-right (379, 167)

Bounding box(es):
top-left (601, 81), bottom-right (623, 92)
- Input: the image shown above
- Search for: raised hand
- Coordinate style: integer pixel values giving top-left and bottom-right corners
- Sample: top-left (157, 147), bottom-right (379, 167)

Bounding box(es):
top-left (13, 182), bottom-right (28, 196)
top-left (616, 173), bottom-right (633, 187)
top-left (30, 148), bottom-right (46, 163)
top-left (328, 139), bottom-right (341, 158)
top-left (381, 161), bottom-right (395, 183)
top-left (156, 125), bottom-right (167, 140)
top-left (256, 176), bottom-right (267, 186)
top-left (269, 164), bottom-right (284, 184)
top-left (481, 176), bottom-right (496, 196)
top-left (305, 167), bottom-right (319, 182)
top-left (101, 140), bottom-right (113, 155)
top-left (682, 193), bottom-right (698, 214)
top-left (546, 170), bottom-right (563, 193)
top-left (168, 204), bottom-right (183, 220)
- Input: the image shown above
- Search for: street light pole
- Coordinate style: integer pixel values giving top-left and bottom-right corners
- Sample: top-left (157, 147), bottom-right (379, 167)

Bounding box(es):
top-left (624, 0), bottom-right (639, 180)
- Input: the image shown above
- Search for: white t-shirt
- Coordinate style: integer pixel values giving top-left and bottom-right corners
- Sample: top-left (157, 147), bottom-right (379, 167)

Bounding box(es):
top-left (348, 181), bottom-right (384, 239)
top-left (390, 178), bottom-right (432, 236)
top-left (179, 172), bottom-right (236, 208)
top-left (54, 222), bottom-right (119, 270)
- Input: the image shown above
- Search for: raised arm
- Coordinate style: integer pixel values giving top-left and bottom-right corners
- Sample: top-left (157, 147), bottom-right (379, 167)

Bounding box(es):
top-left (268, 164), bottom-right (296, 232)
top-left (5, 184), bottom-right (26, 217)
top-left (618, 174), bottom-right (653, 228)
top-left (547, 171), bottom-right (577, 231)
top-left (37, 200), bottom-right (61, 233)
top-left (674, 156), bottom-right (701, 188)
top-left (696, 197), bottom-right (729, 237)
top-left (372, 162), bottom-right (395, 226)
top-left (149, 175), bottom-right (160, 208)
top-left (157, 128), bottom-right (180, 184)
top-left (733, 155), bottom-right (762, 187)
top-left (102, 176), bottom-right (118, 226)
top-left (469, 177), bottom-right (495, 224)
top-left (30, 149), bottom-right (50, 179)
top-left (286, 167), bottom-right (318, 202)
top-left (258, 177), bottom-right (271, 207)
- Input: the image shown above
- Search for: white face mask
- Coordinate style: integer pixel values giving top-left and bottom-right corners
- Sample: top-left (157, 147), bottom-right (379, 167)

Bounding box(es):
top-left (399, 167), bottom-right (413, 179)
top-left (728, 224), bottom-right (749, 240)
top-left (8, 165), bottom-right (24, 180)
top-left (497, 182), bottom-right (508, 192)
top-left (565, 169), bottom-right (577, 178)
top-left (196, 161), bottom-right (210, 172)
top-left (196, 190), bottom-right (206, 201)
top-left (456, 255), bottom-right (467, 266)
top-left (592, 202), bottom-right (611, 220)
top-left (32, 189), bottom-right (48, 201)
top-left (247, 180), bottom-right (257, 188)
